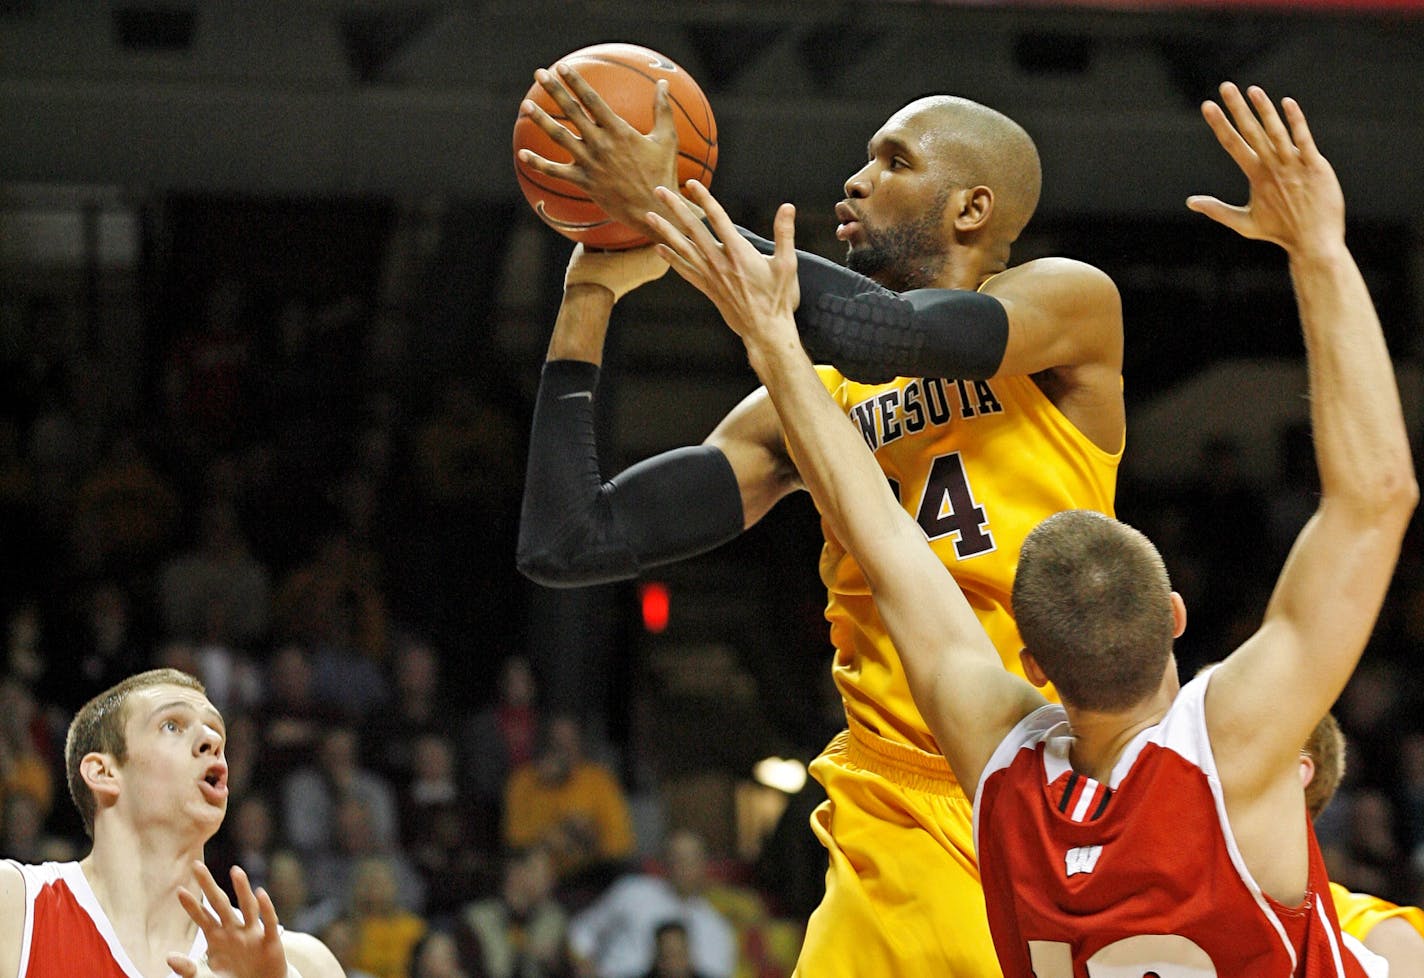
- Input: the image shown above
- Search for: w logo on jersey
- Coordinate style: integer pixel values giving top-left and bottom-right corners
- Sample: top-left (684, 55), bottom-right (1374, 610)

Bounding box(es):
top-left (1065, 844), bottom-right (1103, 877)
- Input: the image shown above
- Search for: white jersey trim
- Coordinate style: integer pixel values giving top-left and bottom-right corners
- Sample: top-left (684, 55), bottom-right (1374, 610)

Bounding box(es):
top-left (972, 701), bottom-right (1065, 857)
top-left (7, 860), bottom-right (206, 978)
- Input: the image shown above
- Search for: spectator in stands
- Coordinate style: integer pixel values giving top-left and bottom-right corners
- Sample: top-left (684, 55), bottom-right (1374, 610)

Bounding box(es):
top-left (503, 715), bottom-right (634, 886)
top-left (457, 845), bottom-right (569, 978)
top-left (307, 794), bottom-right (426, 915)
top-left (158, 496), bottom-right (272, 647)
top-left (207, 792), bottom-right (279, 893)
top-left (366, 636), bottom-right (461, 792)
top-left (348, 854), bottom-right (429, 978)
top-left (268, 848), bottom-right (343, 938)
top-left (257, 643), bottom-right (342, 784)
top-left (283, 725), bottom-right (400, 856)
top-left (275, 529), bottom-right (390, 717)
top-left (640, 923), bottom-right (711, 978)
top-left (410, 930), bottom-right (471, 978)
top-left (566, 830), bottom-right (735, 978)
top-left (467, 655), bottom-right (541, 850)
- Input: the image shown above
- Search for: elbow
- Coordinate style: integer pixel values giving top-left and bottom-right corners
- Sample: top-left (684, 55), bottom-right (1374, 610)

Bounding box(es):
top-left (1375, 455), bottom-right (1419, 526)
top-left (516, 532), bottom-right (635, 589)
top-left (1337, 460), bottom-right (1419, 533)
top-left (516, 545), bottom-right (586, 588)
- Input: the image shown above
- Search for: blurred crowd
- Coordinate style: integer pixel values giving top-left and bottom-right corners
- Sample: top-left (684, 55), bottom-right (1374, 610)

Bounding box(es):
top-left (0, 268), bottom-right (1421, 977)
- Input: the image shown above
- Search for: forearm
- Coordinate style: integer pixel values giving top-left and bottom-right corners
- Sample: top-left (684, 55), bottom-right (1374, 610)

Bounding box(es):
top-left (738, 226), bottom-right (1007, 382)
top-left (1291, 243), bottom-right (1416, 510)
top-left (547, 284), bottom-right (616, 364)
top-left (743, 323), bottom-right (905, 565)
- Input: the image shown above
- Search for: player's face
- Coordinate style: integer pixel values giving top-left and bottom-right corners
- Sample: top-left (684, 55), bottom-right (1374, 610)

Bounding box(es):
top-left (838, 108), bottom-right (956, 291)
top-left (116, 684), bottom-right (229, 837)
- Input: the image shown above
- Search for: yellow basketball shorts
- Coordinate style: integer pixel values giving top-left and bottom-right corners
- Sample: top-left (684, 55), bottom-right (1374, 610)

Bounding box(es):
top-left (792, 716), bottom-right (1001, 978)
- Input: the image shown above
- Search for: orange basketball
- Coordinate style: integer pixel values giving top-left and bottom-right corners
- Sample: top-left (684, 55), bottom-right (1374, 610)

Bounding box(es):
top-left (513, 42), bottom-right (718, 250)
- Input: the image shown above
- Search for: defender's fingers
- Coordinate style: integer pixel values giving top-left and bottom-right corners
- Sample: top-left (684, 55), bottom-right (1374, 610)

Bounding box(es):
top-left (1218, 82), bottom-right (1274, 161)
top-left (1247, 86), bottom-right (1296, 161)
top-left (771, 202), bottom-right (797, 265)
top-left (176, 886), bottom-right (223, 932)
top-left (652, 241), bottom-right (705, 283)
top-left (535, 68), bottom-right (596, 131)
top-left (1186, 195), bottom-right (1251, 234)
top-left (644, 207), bottom-right (705, 266)
top-left (555, 64), bottom-right (626, 131)
top-left (190, 862), bottom-right (238, 927)
top-left (1199, 98), bottom-right (1256, 174)
top-left (230, 866), bottom-right (261, 930)
top-left (682, 180), bottom-right (738, 246)
top-left (1281, 97), bottom-right (1320, 160)
top-left (255, 887), bottom-right (282, 939)
top-left (166, 954), bottom-right (199, 978)
top-left (653, 186), bottom-right (723, 254)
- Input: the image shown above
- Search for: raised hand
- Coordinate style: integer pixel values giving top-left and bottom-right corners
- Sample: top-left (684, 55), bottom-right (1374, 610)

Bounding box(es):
top-left (644, 180), bottom-right (800, 350)
top-left (519, 64), bottom-right (679, 235)
top-left (1187, 83), bottom-right (1345, 256)
top-left (167, 863), bottom-right (290, 978)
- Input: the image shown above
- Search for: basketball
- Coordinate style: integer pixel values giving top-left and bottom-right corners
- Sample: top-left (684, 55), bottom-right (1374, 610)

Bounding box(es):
top-left (513, 42), bottom-right (718, 250)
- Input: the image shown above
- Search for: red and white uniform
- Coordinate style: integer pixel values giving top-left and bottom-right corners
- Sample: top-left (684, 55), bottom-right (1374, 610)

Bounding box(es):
top-left (972, 671), bottom-right (1373, 977)
top-left (7, 860), bottom-right (207, 978)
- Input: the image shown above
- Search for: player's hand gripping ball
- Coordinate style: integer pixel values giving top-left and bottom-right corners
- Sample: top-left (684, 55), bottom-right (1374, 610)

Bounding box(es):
top-left (513, 42), bottom-right (718, 250)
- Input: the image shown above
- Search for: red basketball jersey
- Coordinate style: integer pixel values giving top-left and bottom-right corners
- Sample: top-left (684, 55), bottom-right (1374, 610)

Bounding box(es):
top-left (972, 672), bottom-right (1371, 977)
top-left (8, 860), bottom-right (207, 978)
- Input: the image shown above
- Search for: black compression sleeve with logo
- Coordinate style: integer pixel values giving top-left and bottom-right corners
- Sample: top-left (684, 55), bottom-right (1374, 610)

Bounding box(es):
top-left (516, 359), bottom-right (745, 588)
top-left (735, 225), bottom-right (1009, 384)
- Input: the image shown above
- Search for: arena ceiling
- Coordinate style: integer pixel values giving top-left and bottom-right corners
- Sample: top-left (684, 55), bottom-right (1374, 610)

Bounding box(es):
top-left (3, 1), bottom-right (1423, 220)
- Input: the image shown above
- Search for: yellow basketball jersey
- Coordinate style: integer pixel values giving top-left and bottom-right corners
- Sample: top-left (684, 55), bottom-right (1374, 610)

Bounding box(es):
top-left (1331, 881), bottom-right (1424, 942)
top-left (815, 366), bottom-right (1121, 753)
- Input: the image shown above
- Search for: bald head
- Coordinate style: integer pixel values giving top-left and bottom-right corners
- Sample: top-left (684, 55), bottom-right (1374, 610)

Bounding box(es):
top-left (895, 95), bottom-right (1042, 241)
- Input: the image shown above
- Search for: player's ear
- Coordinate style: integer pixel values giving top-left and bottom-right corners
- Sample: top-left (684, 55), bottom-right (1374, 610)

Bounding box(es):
top-left (81, 752), bottom-right (121, 804)
top-left (1170, 592), bottom-right (1187, 639)
top-left (953, 185), bottom-right (994, 233)
top-left (1298, 752), bottom-right (1316, 790)
top-left (1019, 648), bottom-right (1050, 688)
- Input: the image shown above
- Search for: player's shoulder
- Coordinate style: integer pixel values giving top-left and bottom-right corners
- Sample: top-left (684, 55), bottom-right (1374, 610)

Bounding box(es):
top-left (0, 860), bottom-right (27, 978)
top-left (994, 256), bottom-right (1119, 300)
top-left (281, 928), bottom-right (345, 978)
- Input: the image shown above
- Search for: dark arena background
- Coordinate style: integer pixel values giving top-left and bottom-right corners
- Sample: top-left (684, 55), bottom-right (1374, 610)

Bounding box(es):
top-left (2, 1), bottom-right (1423, 972)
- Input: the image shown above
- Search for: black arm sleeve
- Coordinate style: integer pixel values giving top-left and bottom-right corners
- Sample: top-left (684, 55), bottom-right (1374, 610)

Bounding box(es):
top-left (516, 359), bottom-right (745, 588)
top-left (736, 225), bottom-right (1009, 384)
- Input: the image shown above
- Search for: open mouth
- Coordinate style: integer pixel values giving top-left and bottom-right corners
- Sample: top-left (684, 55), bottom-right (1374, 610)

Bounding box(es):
top-left (200, 763), bottom-right (229, 800)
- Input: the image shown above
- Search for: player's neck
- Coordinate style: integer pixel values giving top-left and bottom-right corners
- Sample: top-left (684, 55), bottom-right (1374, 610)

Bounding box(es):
top-left (81, 825), bottom-right (205, 951)
top-left (931, 244), bottom-right (1009, 291)
top-left (1062, 685), bottom-right (1177, 781)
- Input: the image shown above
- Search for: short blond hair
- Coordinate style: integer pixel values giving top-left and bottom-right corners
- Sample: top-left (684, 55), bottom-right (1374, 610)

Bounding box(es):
top-left (1303, 712), bottom-right (1347, 821)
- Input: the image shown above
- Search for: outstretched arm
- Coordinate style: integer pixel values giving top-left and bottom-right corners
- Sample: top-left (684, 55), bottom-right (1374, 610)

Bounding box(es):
top-left (647, 181), bottom-right (1046, 794)
top-left (516, 244), bottom-right (798, 587)
top-left (1199, 86), bottom-right (1417, 792)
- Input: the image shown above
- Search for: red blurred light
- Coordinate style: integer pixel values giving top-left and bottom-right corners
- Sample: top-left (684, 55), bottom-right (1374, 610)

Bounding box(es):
top-left (640, 582), bottom-right (670, 634)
